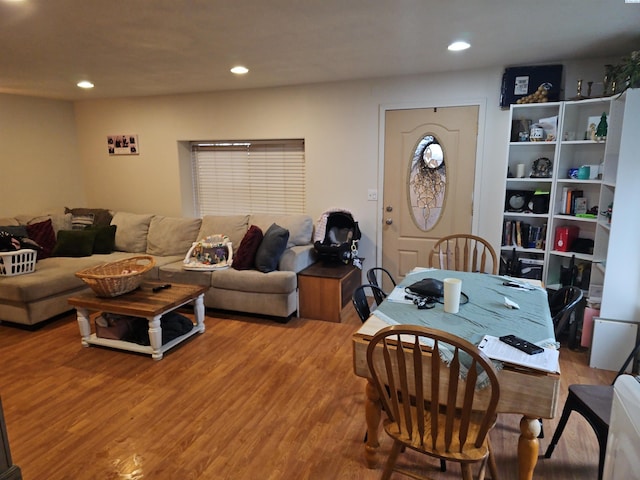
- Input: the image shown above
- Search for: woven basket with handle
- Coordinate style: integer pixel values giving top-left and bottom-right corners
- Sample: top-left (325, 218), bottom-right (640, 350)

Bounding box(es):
top-left (75, 255), bottom-right (156, 297)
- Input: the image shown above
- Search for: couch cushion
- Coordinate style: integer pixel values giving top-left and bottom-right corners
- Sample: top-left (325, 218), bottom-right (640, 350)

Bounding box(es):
top-left (157, 261), bottom-right (213, 287)
top-left (111, 212), bottom-right (154, 253)
top-left (255, 223), bottom-right (289, 273)
top-left (209, 268), bottom-right (296, 294)
top-left (26, 219), bottom-right (57, 259)
top-left (52, 229), bottom-right (98, 257)
top-left (232, 225), bottom-right (263, 270)
top-left (249, 214), bottom-right (313, 247)
top-left (0, 253), bottom-right (133, 303)
top-left (146, 216), bottom-right (202, 256)
top-left (198, 215), bottom-right (249, 249)
top-left (65, 207), bottom-right (113, 227)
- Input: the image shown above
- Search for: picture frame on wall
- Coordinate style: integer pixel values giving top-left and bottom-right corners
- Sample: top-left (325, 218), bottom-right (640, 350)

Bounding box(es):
top-left (107, 134), bottom-right (139, 155)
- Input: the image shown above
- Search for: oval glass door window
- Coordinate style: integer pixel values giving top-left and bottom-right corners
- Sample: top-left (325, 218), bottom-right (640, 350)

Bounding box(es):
top-left (409, 135), bottom-right (446, 231)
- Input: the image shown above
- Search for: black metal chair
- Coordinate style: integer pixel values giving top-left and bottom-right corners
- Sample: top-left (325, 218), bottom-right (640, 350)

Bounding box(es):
top-left (351, 284), bottom-right (386, 323)
top-left (544, 338), bottom-right (640, 480)
top-left (549, 286), bottom-right (583, 339)
top-left (366, 267), bottom-right (397, 305)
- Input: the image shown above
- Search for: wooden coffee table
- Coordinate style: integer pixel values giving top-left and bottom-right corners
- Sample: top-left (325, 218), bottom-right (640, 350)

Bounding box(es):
top-left (68, 282), bottom-right (207, 360)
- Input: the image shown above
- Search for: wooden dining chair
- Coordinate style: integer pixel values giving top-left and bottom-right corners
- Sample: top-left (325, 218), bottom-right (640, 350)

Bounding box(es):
top-left (366, 267), bottom-right (397, 305)
top-left (428, 234), bottom-right (498, 274)
top-left (351, 284), bottom-right (387, 323)
top-left (544, 338), bottom-right (640, 480)
top-left (366, 325), bottom-right (500, 480)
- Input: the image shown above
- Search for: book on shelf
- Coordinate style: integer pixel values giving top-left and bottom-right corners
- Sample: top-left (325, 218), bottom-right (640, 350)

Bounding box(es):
top-left (574, 196), bottom-right (587, 215)
top-left (560, 188), bottom-right (585, 215)
top-left (561, 187), bottom-right (569, 214)
top-left (502, 220), bottom-right (545, 249)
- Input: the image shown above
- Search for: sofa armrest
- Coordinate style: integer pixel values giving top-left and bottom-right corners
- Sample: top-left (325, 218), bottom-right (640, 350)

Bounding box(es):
top-left (278, 245), bottom-right (317, 273)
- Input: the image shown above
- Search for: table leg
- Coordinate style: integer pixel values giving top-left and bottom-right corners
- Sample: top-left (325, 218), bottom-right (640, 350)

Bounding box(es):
top-left (518, 415), bottom-right (541, 480)
top-left (194, 294), bottom-right (205, 333)
top-left (364, 379), bottom-right (382, 468)
top-left (76, 307), bottom-right (91, 347)
top-left (147, 315), bottom-right (163, 360)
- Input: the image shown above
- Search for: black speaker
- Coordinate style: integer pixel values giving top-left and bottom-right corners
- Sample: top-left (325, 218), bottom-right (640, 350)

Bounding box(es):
top-left (505, 190), bottom-right (532, 212)
top-left (528, 193), bottom-right (550, 214)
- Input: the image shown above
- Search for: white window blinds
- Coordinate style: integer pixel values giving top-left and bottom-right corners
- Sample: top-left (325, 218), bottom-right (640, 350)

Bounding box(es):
top-left (191, 139), bottom-right (305, 216)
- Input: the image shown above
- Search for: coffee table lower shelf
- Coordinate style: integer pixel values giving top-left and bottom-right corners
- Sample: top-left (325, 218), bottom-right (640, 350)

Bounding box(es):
top-left (81, 326), bottom-right (203, 357)
top-left (69, 282), bottom-right (207, 360)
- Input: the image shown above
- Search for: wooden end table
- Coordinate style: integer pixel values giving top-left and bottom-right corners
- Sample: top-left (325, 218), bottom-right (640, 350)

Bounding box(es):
top-left (298, 262), bottom-right (361, 322)
top-left (68, 282), bottom-right (207, 360)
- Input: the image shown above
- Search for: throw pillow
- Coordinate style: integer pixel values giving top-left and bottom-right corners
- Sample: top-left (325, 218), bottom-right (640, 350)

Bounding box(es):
top-left (25, 219), bottom-right (57, 259)
top-left (86, 225), bottom-right (117, 254)
top-left (65, 207), bottom-right (113, 227)
top-left (70, 213), bottom-right (95, 230)
top-left (51, 229), bottom-right (98, 257)
top-left (232, 225), bottom-right (263, 270)
top-left (254, 223), bottom-right (289, 273)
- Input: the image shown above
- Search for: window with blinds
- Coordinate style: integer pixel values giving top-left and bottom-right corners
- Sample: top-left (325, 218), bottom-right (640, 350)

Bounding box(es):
top-left (191, 139), bottom-right (305, 216)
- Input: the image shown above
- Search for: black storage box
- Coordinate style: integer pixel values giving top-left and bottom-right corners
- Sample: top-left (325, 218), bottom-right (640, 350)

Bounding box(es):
top-left (500, 65), bottom-right (563, 108)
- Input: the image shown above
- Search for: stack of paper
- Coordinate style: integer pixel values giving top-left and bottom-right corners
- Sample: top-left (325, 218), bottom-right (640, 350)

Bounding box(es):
top-left (478, 335), bottom-right (560, 373)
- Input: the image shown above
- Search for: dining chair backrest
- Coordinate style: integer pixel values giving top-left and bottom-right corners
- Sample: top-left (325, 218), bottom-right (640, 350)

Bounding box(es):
top-left (366, 325), bottom-right (500, 477)
top-left (548, 286), bottom-right (583, 338)
top-left (351, 284), bottom-right (386, 323)
top-left (428, 234), bottom-right (498, 274)
top-left (366, 267), bottom-right (397, 305)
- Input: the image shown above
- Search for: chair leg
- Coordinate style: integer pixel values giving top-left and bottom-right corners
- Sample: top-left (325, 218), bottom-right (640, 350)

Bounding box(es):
top-left (477, 457), bottom-right (488, 480)
top-left (439, 459), bottom-right (446, 472)
top-left (382, 440), bottom-right (402, 480)
top-left (488, 438), bottom-right (499, 480)
top-left (544, 397), bottom-right (575, 458)
top-left (596, 426), bottom-right (609, 480)
top-left (461, 463), bottom-right (473, 480)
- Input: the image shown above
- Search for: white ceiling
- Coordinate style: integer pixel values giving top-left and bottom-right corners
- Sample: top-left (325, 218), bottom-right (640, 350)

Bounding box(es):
top-left (1, 0), bottom-right (639, 101)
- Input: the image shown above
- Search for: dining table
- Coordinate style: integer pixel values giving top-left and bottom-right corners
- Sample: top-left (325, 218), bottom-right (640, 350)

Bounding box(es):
top-left (352, 268), bottom-right (560, 480)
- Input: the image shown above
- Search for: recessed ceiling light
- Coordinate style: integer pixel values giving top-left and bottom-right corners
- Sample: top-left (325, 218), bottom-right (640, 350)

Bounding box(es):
top-left (77, 80), bottom-right (94, 89)
top-left (448, 41), bottom-right (471, 52)
top-left (230, 66), bottom-right (249, 75)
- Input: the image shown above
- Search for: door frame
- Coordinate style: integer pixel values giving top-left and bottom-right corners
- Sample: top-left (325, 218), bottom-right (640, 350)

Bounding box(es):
top-left (375, 98), bottom-right (488, 268)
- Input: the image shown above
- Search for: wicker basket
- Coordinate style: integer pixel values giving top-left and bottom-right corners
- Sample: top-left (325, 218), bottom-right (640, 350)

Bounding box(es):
top-left (75, 255), bottom-right (156, 297)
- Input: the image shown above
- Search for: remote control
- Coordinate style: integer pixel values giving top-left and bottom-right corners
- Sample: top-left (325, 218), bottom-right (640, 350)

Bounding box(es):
top-left (499, 334), bottom-right (544, 355)
top-left (152, 283), bottom-right (172, 293)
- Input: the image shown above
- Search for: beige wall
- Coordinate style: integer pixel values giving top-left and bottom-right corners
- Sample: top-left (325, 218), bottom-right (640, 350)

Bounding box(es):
top-left (2, 57), bottom-right (612, 267)
top-left (0, 94), bottom-right (85, 218)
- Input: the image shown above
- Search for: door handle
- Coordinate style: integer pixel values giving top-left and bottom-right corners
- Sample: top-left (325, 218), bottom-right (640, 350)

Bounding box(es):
top-left (385, 218), bottom-right (393, 225)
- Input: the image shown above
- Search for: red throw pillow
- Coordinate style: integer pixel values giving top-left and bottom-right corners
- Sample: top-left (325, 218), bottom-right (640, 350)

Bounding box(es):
top-left (232, 225), bottom-right (263, 270)
top-left (26, 219), bottom-right (57, 259)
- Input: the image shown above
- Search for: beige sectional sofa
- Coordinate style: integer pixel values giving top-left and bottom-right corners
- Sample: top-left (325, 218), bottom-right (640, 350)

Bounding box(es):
top-left (0, 209), bottom-right (316, 326)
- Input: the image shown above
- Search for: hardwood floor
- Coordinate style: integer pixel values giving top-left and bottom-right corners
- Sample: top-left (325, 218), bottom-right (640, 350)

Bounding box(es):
top-left (0, 307), bottom-right (616, 479)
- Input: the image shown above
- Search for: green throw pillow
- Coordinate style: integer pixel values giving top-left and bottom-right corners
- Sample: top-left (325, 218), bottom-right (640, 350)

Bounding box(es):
top-left (52, 229), bottom-right (97, 257)
top-left (87, 225), bottom-right (117, 254)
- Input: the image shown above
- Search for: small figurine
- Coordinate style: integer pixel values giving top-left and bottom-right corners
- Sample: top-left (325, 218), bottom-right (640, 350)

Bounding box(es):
top-left (596, 112), bottom-right (608, 141)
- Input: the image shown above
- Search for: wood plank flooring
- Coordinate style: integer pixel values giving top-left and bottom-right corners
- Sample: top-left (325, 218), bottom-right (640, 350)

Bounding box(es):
top-left (0, 307), bottom-right (616, 479)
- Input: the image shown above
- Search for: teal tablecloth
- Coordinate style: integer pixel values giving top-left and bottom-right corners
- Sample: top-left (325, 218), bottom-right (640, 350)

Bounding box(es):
top-left (375, 269), bottom-right (555, 348)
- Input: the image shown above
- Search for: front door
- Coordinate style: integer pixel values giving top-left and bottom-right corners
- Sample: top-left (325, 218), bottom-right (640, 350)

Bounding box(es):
top-left (382, 106), bottom-right (479, 284)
